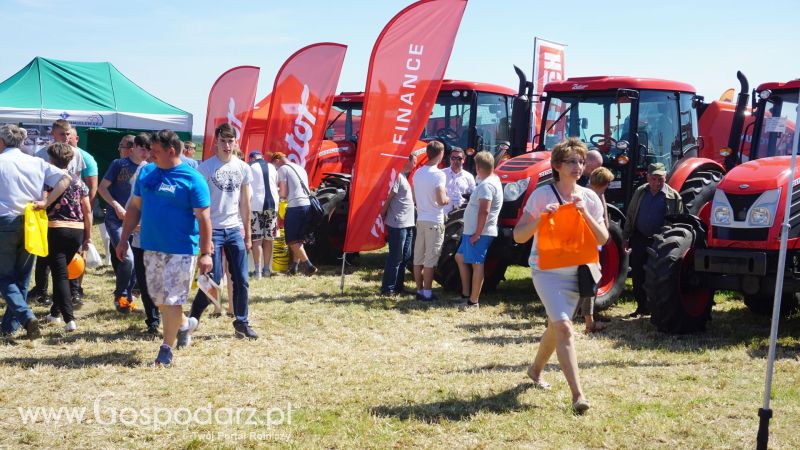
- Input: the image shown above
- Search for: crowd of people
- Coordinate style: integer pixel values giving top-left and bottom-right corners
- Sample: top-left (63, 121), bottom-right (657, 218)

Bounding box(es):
top-left (0, 120), bottom-right (680, 412)
top-left (0, 121), bottom-right (319, 368)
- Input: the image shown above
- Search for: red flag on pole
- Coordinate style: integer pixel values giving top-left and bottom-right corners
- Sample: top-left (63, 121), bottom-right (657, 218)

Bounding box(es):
top-left (531, 38), bottom-right (566, 141)
top-left (343, 0), bottom-right (468, 253)
top-left (202, 66), bottom-right (260, 160)
top-left (262, 43), bottom-right (347, 168)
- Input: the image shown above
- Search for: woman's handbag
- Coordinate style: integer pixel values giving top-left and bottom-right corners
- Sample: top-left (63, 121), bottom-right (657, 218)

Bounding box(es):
top-left (286, 165), bottom-right (324, 224)
top-left (24, 203), bottom-right (48, 257)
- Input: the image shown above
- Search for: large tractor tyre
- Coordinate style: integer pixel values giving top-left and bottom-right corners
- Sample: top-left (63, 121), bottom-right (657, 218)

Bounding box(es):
top-left (481, 249), bottom-right (510, 293)
top-left (594, 221), bottom-right (629, 311)
top-left (644, 226), bottom-right (714, 333)
top-left (679, 170), bottom-right (722, 215)
top-left (743, 292), bottom-right (800, 317)
top-left (306, 190), bottom-right (346, 264)
top-left (433, 214), bottom-right (466, 292)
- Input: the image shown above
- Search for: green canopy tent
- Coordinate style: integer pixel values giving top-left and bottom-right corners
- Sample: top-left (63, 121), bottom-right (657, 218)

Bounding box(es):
top-left (0, 57), bottom-right (192, 132)
top-left (0, 57), bottom-right (193, 180)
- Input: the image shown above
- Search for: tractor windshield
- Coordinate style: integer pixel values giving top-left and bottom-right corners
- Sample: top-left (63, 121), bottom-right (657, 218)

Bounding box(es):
top-left (421, 91), bottom-right (473, 149)
top-left (750, 90), bottom-right (798, 160)
top-left (328, 101), bottom-right (363, 142)
top-left (540, 93), bottom-right (632, 152)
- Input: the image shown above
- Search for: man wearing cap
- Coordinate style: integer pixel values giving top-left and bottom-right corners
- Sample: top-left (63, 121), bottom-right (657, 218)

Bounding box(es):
top-left (623, 162), bottom-right (684, 317)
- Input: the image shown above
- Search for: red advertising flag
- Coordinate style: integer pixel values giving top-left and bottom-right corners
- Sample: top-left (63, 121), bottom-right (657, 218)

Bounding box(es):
top-left (263, 43), bottom-right (347, 168)
top-left (531, 38), bottom-right (566, 141)
top-left (202, 66), bottom-right (260, 160)
top-left (343, 0), bottom-right (468, 253)
top-left (241, 93), bottom-right (272, 157)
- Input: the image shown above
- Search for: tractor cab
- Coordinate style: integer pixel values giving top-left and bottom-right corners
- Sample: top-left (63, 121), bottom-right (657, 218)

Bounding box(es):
top-left (536, 77), bottom-right (702, 214)
top-left (748, 81), bottom-right (799, 161)
top-left (325, 81), bottom-right (517, 172)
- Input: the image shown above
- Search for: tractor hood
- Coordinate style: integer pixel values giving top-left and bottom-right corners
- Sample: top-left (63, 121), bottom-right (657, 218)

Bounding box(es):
top-left (718, 156), bottom-right (800, 193)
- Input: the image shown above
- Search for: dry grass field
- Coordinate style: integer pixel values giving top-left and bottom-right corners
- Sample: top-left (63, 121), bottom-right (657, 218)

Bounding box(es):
top-left (1, 229), bottom-right (799, 449)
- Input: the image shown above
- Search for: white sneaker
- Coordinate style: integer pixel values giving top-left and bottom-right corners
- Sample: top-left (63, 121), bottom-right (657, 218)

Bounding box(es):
top-left (45, 314), bottom-right (62, 325)
top-left (176, 317), bottom-right (199, 349)
top-left (253, 271), bottom-right (262, 280)
top-left (64, 320), bottom-right (77, 332)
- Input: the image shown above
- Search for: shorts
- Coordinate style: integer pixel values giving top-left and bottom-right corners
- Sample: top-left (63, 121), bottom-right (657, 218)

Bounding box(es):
top-left (284, 205), bottom-right (310, 243)
top-left (144, 250), bottom-right (197, 306)
top-left (456, 234), bottom-right (494, 264)
top-left (251, 209), bottom-right (277, 241)
top-left (413, 220), bottom-right (444, 268)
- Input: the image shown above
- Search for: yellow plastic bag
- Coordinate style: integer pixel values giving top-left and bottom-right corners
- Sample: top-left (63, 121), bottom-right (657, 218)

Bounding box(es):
top-left (24, 203), bottom-right (49, 257)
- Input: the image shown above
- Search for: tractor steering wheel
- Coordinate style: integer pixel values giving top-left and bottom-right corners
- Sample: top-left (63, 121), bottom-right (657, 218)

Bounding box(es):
top-left (589, 134), bottom-right (617, 151)
top-left (436, 127), bottom-right (460, 142)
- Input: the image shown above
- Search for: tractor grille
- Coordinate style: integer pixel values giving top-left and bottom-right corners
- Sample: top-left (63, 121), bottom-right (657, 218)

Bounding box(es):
top-left (500, 197), bottom-right (522, 219)
top-left (790, 184), bottom-right (800, 238)
top-left (712, 227), bottom-right (769, 241)
top-left (497, 158), bottom-right (543, 172)
top-left (725, 193), bottom-right (759, 222)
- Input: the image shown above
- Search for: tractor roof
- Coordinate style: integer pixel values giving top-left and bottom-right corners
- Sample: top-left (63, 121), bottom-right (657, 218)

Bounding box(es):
top-left (334, 79), bottom-right (516, 103)
top-left (439, 79), bottom-right (517, 96)
top-left (756, 79), bottom-right (800, 92)
top-left (544, 76), bottom-right (695, 93)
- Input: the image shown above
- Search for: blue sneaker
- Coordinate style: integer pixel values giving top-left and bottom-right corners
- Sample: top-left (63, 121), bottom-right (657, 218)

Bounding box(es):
top-left (154, 344), bottom-right (173, 367)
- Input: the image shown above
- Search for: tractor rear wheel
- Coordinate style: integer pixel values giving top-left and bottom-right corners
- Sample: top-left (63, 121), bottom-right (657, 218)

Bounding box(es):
top-left (644, 225), bottom-right (714, 333)
top-left (434, 213), bottom-right (465, 292)
top-left (680, 170), bottom-right (722, 215)
top-left (743, 292), bottom-right (800, 317)
top-left (305, 189), bottom-right (347, 264)
top-left (594, 221), bottom-right (628, 311)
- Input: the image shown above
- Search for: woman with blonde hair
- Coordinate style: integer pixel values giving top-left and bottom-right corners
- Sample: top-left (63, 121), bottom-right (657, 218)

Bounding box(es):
top-left (513, 137), bottom-right (608, 413)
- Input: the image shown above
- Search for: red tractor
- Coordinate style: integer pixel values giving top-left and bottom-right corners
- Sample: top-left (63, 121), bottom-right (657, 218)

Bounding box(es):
top-left (307, 80), bottom-right (520, 263)
top-left (434, 68), bottom-right (732, 311)
top-left (646, 78), bottom-right (800, 333)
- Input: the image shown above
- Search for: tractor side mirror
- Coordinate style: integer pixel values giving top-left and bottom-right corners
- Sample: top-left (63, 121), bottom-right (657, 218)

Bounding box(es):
top-left (581, 118), bottom-right (588, 130)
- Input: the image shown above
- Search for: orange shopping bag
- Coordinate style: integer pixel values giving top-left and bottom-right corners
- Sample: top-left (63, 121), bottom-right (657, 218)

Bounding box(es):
top-left (536, 203), bottom-right (598, 270)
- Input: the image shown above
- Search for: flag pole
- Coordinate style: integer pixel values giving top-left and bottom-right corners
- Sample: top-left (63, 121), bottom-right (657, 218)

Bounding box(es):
top-left (340, 252), bottom-right (347, 294)
top-left (757, 92), bottom-right (800, 450)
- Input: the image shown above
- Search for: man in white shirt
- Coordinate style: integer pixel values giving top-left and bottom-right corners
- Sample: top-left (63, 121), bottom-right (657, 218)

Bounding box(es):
top-left (442, 147), bottom-right (475, 215)
top-left (189, 123), bottom-right (257, 341)
top-left (412, 141), bottom-right (449, 301)
top-left (0, 124), bottom-right (71, 339)
top-left (248, 150), bottom-right (279, 278)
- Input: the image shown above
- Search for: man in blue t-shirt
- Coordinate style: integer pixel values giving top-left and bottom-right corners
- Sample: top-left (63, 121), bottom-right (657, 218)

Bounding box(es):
top-left (117, 129), bottom-right (212, 367)
top-left (99, 134), bottom-right (149, 313)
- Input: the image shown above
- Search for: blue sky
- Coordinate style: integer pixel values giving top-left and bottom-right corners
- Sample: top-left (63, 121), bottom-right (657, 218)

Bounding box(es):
top-left (4, 0), bottom-right (797, 135)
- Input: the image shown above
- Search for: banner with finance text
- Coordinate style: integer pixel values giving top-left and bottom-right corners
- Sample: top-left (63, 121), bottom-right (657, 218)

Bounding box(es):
top-left (262, 43), bottom-right (347, 168)
top-left (202, 66), bottom-right (260, 160)
top-left (343, 0), bottom-right (467, 253)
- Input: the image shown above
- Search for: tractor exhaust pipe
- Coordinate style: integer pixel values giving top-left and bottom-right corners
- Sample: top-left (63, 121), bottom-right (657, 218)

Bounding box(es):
top-left (725, 71), bottom-right (749, 170)
top-left (509, 65), bottom-right (533, 156)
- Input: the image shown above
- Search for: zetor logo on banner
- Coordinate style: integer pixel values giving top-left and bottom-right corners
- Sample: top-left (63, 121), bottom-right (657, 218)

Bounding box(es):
top-left (227, 97), bottom-right (244, 141)
top-left (284, 85), bottom-right (315, 165)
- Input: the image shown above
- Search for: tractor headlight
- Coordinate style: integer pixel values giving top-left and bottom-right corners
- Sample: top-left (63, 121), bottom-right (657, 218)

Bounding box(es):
top-left (748, 188), bottom-right (780, 227)
top-left (713, 206), bottom-right (732, 225)
top-left (749, 207), bottom-right (770, 226)
top-left (503, 177), bottom-right (530, 202)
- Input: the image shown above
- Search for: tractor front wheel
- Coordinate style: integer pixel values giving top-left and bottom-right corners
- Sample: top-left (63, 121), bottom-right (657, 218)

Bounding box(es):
top-left (680, 170), bottom-right (722, 215)
top-left (644, 225), bottom-right (714, 333)
top-left (594, 221), bottom-right (628, 311)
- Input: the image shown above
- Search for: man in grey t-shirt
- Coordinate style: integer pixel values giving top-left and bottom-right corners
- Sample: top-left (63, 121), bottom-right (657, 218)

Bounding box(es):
top-left (456, 151), bottom-right (503, 309)
top-left (379, 154), bottom-right (416, 295)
